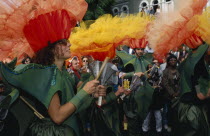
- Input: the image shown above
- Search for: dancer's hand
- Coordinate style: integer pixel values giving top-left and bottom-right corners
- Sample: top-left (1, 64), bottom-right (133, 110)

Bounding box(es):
top-left (115, 86), bottom-right (126, 96)
top-left (83, 80), bottom-right (99, 94)
top-left (94, 85), bottom-right (106, 98)
top-left (134, 72), bottom-right (144, 77)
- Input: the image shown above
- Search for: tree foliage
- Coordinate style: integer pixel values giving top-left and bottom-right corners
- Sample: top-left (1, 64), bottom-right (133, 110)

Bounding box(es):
top-left (84, 0), bottom-right (115, 20)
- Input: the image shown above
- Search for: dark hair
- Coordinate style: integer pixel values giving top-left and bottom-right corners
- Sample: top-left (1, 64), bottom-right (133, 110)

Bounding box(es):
top-left (32, 44), bottom-right (55, 65)
top-left (146, 64), bottom-right (153, 71)
top-left (32, 39), bottom-right (68, 66)
top-left (166, 54), bottom-right (177, 68)
top-left (81, 56), bottom-right (90, 63)
top-left (22, 56), bottom-right (32, 64)
top-left (112, 56), bottom-right (120, 64)
top-left (71, 56), bottom-right (79, 63)
top-left (166, 54), bottom-right (177, 63)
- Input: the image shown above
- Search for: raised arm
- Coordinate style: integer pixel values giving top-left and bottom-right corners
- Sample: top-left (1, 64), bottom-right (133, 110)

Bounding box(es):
top-left (48, 80), bottom-right (99, 124)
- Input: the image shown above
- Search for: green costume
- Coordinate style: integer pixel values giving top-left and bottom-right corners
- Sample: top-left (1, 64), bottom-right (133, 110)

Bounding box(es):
top-left (117, 50), bottom-right (152, 73)
top-left (174, 44), bottom-right (210, 136)
top-left (78, 72), bottom-right (121, 136)
top-left (116, 50), bottom-right (154, 136)
top-left (0, 63), bottom-right (94, 136)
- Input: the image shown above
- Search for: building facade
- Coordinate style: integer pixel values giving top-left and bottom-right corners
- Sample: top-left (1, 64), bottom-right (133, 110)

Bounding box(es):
top-left (112, 0), bottom-right (175, 15)
top-left (112, 0), bottom-right (210, 15)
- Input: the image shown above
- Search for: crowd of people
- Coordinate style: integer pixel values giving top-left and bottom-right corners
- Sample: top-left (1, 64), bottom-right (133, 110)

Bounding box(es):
top-left (140, 6), bottom-right (161, 16)
top-left (1, 42), bottom-right (209, 136)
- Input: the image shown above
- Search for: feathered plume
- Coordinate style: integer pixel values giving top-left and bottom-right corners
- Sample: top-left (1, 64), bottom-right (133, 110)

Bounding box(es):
top-left (147, 0), bottom-right (207, 60)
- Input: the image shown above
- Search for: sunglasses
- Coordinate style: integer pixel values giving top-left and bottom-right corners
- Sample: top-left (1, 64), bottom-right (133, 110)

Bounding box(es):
top-left (83, 60), bottom-right (88, 62)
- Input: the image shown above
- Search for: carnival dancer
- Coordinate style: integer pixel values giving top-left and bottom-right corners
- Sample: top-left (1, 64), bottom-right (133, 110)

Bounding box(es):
top-left (69, 14), bottom-right (147, 136)
top-left (0, 0), bottom-right (107, 136)
top-left (174, 44), bottom-right (210, 136)
top-left (117, 44), bottom-right (154, 136)
top-left (68, 10), bottom-right (152, 136)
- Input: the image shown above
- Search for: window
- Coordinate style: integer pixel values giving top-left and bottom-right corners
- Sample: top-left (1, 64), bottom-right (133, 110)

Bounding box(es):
top-left (152, 0), bottom-right (159, 13)
top-left (114, 9), bottom-right (119, 13)
top-left (112, 7), bottom-right (120, 15)
top-left (121, 5), bottom-right (129, 14)
top-left (139, 1), bottom-right (149, 12)
top-left (123, 7), bottom-right (127, 11)
top-left (141, 2), bottom-right (147, 7)
top-left (153, 0), bottom-right (158, 4)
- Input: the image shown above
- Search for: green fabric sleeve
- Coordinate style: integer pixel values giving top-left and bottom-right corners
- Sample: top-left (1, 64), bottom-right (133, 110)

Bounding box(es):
top-left (75, 74), bottom-right (95, 112)
top-left (9, 88), bottom-right (19, 105)
top-left (178, 44), bottom-right (209, 96)
top-left (0, 63), bottom-right (58, 109)
top-left (195, 85), bottom-right (200, 93)
top-left (143, 53), bottom-right (153, 63)
top-left (69, 89), bottom-right (88, 109)
top-left (76, 94), bottom-right (93, 113)
top-left (6, 57), bottom-right (17, 69)
top-left (105, 92), bottom-right (117, 104)
top-left (0, 88), bottom-right (19, 109)
top-left (198, 77), bottom-right (210, 95)
top-left (124, 72), bottom-right (134, 78)
top-left (116, 50), bottom-right (134, 65)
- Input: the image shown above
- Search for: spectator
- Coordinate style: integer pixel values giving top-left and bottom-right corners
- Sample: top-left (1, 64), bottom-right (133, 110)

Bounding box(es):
top-left (149, 7), bottom-right (155, 15)
top-left (22, 56), bottom-right (32, 64)
top-left (145, 7), bottom-right (150, 14)
top-left (80, 56), bottom-right (91, 73)
top-left (162, 55), bottom-right (180, 132)
top-left (179, 46), bottom-right (188, 61)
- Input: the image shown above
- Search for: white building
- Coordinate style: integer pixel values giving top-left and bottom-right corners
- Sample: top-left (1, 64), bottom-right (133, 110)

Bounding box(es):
top-left (112, 0), bottom-right (175, 15)
top-left (112, 0), bottom-right (210, 15)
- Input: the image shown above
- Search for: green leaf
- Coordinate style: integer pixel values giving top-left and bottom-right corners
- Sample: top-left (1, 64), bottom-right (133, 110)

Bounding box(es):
top-left (84, 0), bottom-right (115, 20)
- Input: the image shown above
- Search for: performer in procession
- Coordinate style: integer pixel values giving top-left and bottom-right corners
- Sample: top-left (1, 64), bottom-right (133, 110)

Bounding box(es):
top-left (116, 42), bottom-right (154, 136)
top-left (0, 0), bottom-right (108, 136)
top-left (174, 44), bottom-right (210, 136)
top-left (68, 13), bottom-right (151, 136)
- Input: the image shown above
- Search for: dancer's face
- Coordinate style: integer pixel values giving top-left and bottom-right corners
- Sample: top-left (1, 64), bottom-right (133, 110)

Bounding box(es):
top-left (55, 41), bottom-right (71, 59)
top-left (135, 48), bottom-right (144, 57)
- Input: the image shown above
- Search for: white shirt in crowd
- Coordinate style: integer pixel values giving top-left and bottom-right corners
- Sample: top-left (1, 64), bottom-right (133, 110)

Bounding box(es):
top-left (145, 46), bottom-right (154, 53)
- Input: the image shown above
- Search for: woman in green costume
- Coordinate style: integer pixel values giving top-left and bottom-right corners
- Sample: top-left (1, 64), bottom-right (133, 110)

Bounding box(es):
top-left (0, 9), bottom-right (107, 136)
